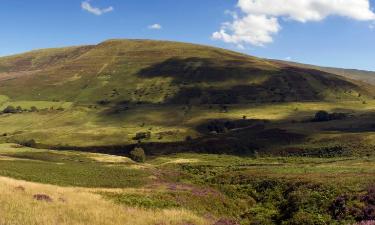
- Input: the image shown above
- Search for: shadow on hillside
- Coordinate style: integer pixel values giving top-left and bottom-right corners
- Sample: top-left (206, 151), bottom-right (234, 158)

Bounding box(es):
top-left (25, 108), bottom-right (375, 157)
top-left (138, 57), bottom-right (267, 83)
top-left (136, 57), bottom-right (363, 104)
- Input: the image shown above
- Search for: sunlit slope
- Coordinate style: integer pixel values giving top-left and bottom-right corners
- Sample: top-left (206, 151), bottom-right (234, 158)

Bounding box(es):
top-left (0, 39), bottom-right (373, 104)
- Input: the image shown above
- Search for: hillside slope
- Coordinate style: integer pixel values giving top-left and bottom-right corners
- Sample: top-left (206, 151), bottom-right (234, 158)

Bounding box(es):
top-left (0, 39), bottom-right (373, 105)
top-left (272, 59), bottom-right (375, 85)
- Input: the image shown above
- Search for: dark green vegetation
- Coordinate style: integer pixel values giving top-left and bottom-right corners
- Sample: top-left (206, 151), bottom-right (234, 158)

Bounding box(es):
top-left (0, 40), bottom-right (374, 224)
top-left (130, 147), bottom-right (146, 163)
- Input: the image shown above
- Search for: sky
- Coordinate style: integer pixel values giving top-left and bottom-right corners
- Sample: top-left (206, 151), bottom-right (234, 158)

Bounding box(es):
top-left (1, 0), bottom-right (375, 71)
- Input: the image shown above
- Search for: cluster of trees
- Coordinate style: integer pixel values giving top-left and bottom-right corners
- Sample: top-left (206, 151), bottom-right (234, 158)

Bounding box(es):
top-left (2, 106), bottom-right (38, 114)
top-left (133, 132), bottom-right (151, 141)
top-left (313, 110), bottom-right (348, 122)
top-left (1, 105), bottom-right (64, 114)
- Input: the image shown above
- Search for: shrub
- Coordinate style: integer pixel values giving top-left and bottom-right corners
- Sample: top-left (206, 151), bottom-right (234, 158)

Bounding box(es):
top-left (129, 147), bottom-right (146, 163)
top-left (16, 106), bottom-right (23, 113)
top-left (133, 132), bottom-right (151, 141)
top-left (17, 139), bottom-right (37, 148)
top-left (97, 99), bottom-right (110, 105)
top-left (362, 186), bottom-right (375, 221)
top-left (3, 105), bottom-right (17, 114)
top-left (329, 195), bottom-right (348, 220)
top-left (312, 111), bottom-right (348, 122)
top-left (30, 106), bottom-right (38, 112)
top-left (314, 111), bottom-right (330, 122)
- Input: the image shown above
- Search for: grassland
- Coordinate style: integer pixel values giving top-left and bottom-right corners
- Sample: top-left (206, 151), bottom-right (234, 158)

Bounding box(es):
top-left (0, 177), bottom-right (207, 225)
top-left (0, 98), bottom-right (373, 158)
top-left (0, 143), bottom-right (373, 224)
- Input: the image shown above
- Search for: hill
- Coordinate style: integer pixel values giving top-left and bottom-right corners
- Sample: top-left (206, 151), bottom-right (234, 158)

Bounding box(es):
top-left (0, 39), bottom-right (373, 105)
top-left (272, 59), bottom-right (375, 85)
top-left (0, 39), bottom-right (374, 156)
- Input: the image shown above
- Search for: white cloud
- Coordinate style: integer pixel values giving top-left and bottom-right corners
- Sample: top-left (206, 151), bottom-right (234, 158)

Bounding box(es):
top-left (213, 14), bottom-right (280, 47)
top-left (285, 56), bottom-right (292, 61)
top-left (213, 0), bottom-right (375, 46)
top-left (81, 0), bottom-right (113, 16)
top-left (148, 24), bottom-right (162, 30)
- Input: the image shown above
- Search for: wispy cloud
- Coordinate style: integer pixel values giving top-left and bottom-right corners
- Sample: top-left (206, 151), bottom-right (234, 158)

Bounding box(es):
top-left (81, 0), bottom-right (113, 16)
top-left (213, 0), bottom-right (375, 47)
top-left (285, 56), bottom-right (292, 61)
top-left (148, 24), bottom-right (162, 30)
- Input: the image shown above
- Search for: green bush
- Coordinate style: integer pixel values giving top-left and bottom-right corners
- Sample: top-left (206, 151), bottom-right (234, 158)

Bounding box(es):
top-left (130, 147), bottom-right (146, 163)
top-left (313, 111), bottom-right (348, 122)
top-left (30, 106), bottom-right (38, 112)
top-left (313, 111), bottom-right (330, 122)
top-left (3, 106), bottom-right (17, 114)
top-left (16, 106), bottom-right (23, 113)
top-left (133, 132), bottom-right (151, 141)
top-left (17, 139), bottom-right (37, 148)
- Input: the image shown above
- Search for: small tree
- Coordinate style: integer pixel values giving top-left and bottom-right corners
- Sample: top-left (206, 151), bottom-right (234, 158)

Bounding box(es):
top-left (313, 110), bottom-right (330, 122)
top-left (130, 147), bottom-right (146, 163)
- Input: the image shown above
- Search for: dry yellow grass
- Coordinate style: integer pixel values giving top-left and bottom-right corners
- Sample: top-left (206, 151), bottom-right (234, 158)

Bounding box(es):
top-left (0, 177), bottom-right (209, 225)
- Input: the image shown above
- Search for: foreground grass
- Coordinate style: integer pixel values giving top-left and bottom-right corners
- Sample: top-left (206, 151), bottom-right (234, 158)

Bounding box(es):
top-left (0, 144), bottom-right (374, 224)
top-left (0, 177), bottom-right (208, 225)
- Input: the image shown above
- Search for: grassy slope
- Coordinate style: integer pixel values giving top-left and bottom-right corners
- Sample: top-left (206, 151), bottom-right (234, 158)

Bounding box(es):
top-left (0, 39), bottom-right (373, 104)
top-left (0, 100), bottom-right (372, 158)
top-left (0, 177), bottom-right (207, 225)
top-left (272, 59), bottom-right (375, 85)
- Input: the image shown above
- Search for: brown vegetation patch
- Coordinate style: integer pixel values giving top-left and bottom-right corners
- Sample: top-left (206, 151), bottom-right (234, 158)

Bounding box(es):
top-left (212, 218), bottom-right (239, 225)
top-left (33, 194), bottom-right (53, 202)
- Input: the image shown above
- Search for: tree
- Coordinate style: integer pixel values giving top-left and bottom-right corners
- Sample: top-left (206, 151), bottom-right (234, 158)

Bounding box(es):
top-left (313, 111), bottom-right (330, 122)
top-left (129, 147), bottom-right (146, 163)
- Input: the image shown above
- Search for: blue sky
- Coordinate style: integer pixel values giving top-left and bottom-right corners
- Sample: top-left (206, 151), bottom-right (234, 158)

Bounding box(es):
top-left (1, 0), bottom-right (375, 70)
